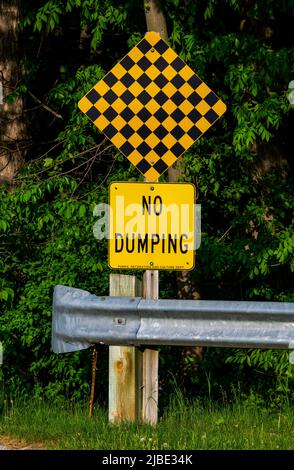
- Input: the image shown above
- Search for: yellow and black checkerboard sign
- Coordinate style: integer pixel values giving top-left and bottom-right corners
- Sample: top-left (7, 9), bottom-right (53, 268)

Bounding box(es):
top-left (78, 32), bottom-right (226, 181)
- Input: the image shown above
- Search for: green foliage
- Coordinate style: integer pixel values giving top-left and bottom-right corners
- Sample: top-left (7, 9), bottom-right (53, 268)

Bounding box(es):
top-left (2, 397), bottom-right (294, 449)
top-left (0, 0), bottom-right (293, 402)
top-left (0, 174), bottom-right (112, 398)
top-left (226, 349), bottom-right (294, 405)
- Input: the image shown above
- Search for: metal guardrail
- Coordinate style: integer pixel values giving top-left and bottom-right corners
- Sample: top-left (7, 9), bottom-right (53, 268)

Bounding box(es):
top-left (52, 285), bottom-right (294, 353)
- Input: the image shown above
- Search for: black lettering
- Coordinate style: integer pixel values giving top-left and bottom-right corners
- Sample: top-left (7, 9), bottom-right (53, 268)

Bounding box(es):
top-left (138, 233), bottom-right (148, 252)
top-left (168, 234), bottom-right (177, 253)
top-left (115, 233), bottom-right (187, 255)
top-left (142, 195), bottom-right (162, 215)
top-left (162, 233), bottom-right (165, 252)
top-left (142, 196), bottom-right (151, 215)
top-left (126, 234), bottom-right (135, 253)
top-left (154, 196), bottom-right (162, 215)
top-left (151, 233), bottom-right (160, 253)
top-left (115, 233), bottom-right (124, 252)
top-left (180, 234), bottom-right (188, 253)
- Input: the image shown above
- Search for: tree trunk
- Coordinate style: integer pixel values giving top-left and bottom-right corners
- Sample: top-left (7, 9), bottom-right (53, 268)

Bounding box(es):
top-left (0, 0), bottom-right (27, 183)
top-left (144, 1), bottom-right (203, 368)
top-left (144, 0), bottom-right (168, 41)
top-left (144, 0), bottom-right (201, 301)
top-left (144, 0), bottom-right (182, 183)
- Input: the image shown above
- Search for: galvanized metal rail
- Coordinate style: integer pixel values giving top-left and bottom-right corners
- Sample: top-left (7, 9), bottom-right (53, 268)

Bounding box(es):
top-left (52, 285), bottom-right (294, 353)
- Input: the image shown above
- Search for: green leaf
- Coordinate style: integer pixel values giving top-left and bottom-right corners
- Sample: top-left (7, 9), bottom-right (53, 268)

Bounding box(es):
top-left (0, 220), bottom-right (8, 231)
top-left (44, 158), bottom-right (54, 167)
top-left (78, 205), bottom-right (86, 217)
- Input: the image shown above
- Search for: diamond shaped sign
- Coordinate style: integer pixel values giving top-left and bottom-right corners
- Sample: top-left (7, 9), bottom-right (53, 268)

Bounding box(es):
top-left (78, 32), bottom-right (226, 181)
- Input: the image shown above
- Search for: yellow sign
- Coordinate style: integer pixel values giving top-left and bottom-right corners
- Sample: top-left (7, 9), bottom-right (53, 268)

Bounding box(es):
top-left (78, 32), bottom-right (226, 182)
top-left (108, 182), bottom-right (195, 270)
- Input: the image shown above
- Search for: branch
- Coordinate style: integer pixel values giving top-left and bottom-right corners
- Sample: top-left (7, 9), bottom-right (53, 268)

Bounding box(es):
top-left (218, 225), bottom-right (233, 242)
top-left (28, 91), bottom-right (63, 121)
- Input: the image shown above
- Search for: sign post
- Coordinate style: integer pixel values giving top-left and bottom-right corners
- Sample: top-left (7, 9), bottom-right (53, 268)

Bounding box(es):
top-left (78, 31), bottom-right (226, 424)
top-left (142, 269), bottom-right (159, 424)
top-left (109, 274), bottom-right (142, 423)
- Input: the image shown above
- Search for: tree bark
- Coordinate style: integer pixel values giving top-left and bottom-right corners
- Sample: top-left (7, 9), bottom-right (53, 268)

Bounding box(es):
top-left (144, 0), bottom-right (168, 41)
top-left (144, 2), bottom-right (203, 372)
top-left (0, 0), bottom-right (27, 182)
top-left (144, 0), bottom-right (182, 183)
top-left (144, 0), bottom-right (201, 301)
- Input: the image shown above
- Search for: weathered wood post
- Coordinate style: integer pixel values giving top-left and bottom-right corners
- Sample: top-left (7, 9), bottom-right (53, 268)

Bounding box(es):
top-left (142, 270), bottom-right (159, 424)
top-left (140, 0), bottom-right (169, 426)
top-left (109, 274), bottom-right (142, 422)
top-left (108, 273), bottom-right (158, 425)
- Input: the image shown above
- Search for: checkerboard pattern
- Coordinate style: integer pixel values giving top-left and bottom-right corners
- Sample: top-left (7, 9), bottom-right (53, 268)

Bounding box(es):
top-left (78, 32), bottom-right (226, 181)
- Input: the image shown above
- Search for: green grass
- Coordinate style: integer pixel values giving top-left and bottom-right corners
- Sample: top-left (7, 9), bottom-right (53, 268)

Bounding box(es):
top-left (1, 396), bottom-right (294, 450)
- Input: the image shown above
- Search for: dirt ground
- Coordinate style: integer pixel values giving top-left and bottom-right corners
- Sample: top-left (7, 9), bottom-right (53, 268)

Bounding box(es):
top-left (0, 436), bottom-right (45, 450)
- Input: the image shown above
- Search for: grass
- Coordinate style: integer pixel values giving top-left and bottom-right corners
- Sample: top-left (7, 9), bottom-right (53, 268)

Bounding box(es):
top-left (1, 396), bottom-right (294, 450)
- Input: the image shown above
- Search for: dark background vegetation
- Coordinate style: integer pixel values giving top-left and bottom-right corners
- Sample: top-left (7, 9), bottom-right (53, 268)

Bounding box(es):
top-left (0, 0), bottom-right (293, 410)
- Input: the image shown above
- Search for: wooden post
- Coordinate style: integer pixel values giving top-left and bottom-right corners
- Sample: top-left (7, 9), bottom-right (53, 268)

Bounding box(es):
top-left (108, 1), bottom-right (168, 424)
top-left (140, 189), bottom-right (159, 426)
top-left (142, 270), bottom-right (159, 425)
top-left (109, 274), bottom-right (142, 423)
top-left (141, 0), bottom-right (168, 425)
